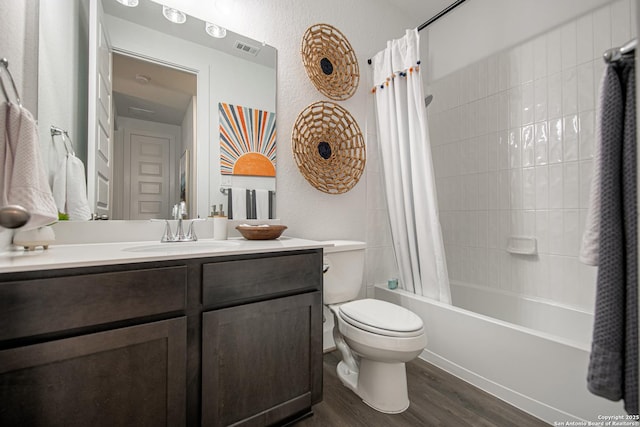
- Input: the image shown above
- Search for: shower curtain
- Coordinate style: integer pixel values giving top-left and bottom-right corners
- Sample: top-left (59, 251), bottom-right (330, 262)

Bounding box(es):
top-left (372, 29), bottom-right (451, 303)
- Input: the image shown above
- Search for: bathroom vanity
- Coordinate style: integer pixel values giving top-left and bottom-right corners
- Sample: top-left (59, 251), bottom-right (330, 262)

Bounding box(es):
top-left (0, 238), bottom-right (324, 426)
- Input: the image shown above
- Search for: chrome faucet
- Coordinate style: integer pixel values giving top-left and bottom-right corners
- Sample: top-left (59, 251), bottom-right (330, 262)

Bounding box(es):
top-left (152, 217), bottom-right (205, 242)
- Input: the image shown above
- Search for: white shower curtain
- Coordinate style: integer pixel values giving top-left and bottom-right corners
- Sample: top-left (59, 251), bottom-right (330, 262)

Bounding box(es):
top-left (372, 29), bottom-right (451, 303)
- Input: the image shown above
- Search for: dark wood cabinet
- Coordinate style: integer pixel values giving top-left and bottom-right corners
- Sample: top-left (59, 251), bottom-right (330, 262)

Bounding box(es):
top-left (0, 317), bottom-right (187, 427)
top-left (202, 292), bottom-right (322, 426)
top-left (0, 248), bottom-right (323, 427)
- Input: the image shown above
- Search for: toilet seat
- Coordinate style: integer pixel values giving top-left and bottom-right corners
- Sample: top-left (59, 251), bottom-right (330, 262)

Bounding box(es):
top-left (339, 299), bottom-right (424, 338)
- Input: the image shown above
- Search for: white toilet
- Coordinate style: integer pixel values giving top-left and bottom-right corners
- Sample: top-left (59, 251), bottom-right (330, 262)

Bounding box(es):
top-left (322, 240), bottom-right (427, 414)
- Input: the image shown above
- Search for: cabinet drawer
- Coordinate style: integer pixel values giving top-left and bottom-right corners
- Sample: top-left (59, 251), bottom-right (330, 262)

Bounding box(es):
top-left (202, 251), bottom-right (322, 308)
top-left (0, 266), bottom-right (187, 342)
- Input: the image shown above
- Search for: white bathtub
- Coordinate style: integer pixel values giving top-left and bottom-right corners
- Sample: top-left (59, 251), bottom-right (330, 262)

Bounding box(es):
top-left (375, 283), bottom-right (626, 424)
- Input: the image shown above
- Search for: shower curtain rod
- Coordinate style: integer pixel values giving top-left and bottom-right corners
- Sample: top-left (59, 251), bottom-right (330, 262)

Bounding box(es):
top-left (367, 0), bottom-right (467, 64)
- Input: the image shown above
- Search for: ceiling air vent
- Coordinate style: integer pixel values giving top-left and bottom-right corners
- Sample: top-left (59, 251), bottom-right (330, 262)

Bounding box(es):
top-left (234, 40), bottom-right (260, 56)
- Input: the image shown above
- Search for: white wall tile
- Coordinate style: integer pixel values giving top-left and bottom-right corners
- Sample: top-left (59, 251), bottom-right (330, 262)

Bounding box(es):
top-left (488, 171), bottom-right (499, 210)
top-left (477, 210), bottom-right (489, 248)
top-left (579, 160), bottom-right (594, 209)
top-left (488, 210), bottom-right (499, 248)
top-left (477, 134), bottom-right (489, 173)
top-left (487, 55), bottom-right (499, 95)
top-left (576, 13), bottom-right (594, 65)
top-left (611, 0), bottom-right (631, 46)
top-left (548, 72), bottom-right (563, 119)
top-left (562, 68), bottom-right (578, 116)
top-left (549, 164), bottom-right (564, 209)
top-left (579, 110), bottom-right (596, 160)
top-left (535, 165), bottom-right (549, 210)
top-left (488, 249), bottom-right (500, 287)
top-left (577, 62), bottom-right (595, 112)
top-left (548, 211), bottom-right (564, 255)
top-left (536, 210), bottom-right (550, 254)
top-left (509, 86), bottom-right (522, 128)
top-left (535, 121), bottom-right (549, 165)
top-left (522, 81), bottom-right (534, 125)
top-left (520, 40), bottom-right (534, 84)
top-left (509, 128), bottom-right (522, 168)
top-left (592, 6), bottom-right (612, 60)
top-left (478, 171), bottom-right (489, 210)
top-left (561, 21), bottom-right (577, 70)
top-left (499, 170), bottom-right (511, 210)
top-left (510, 169), bottom-right (523, 210)
top-left (497, 130), bottom-right (509, 169)
top-left (563, 115), bottom-right (579, 161)
top-left (522, 124), bottom-right (535, 167)
top-left (563, 209), bottom-right (580, 256)
top-left (533, 35), bottom-right (547, 80)
top-left (547, 28), bottom-right (562, 75)
top-left (534, 77), bottom-right (548, 122)
top-left (523, 167), bottom-right (536, 210)
top-left (563, 162), bottom-right (580, 209)
top-left (509, 47), bottom-right (521, 88)
top-left (548, 118), bottom-right (563, 164)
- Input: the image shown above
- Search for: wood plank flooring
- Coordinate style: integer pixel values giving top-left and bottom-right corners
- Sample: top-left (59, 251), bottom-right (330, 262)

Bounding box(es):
top-left (296, 351), bottom-right (550, 427)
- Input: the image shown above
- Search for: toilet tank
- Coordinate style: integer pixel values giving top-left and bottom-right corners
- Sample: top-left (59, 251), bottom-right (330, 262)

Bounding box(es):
top-left (322, 240), bottom-right (366, 304)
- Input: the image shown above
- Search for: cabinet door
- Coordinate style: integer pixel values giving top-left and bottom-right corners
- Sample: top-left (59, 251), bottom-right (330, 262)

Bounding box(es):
top-left (202, 292), bottom-right (322, 427)
top-left (0, 317), bottom-right (187, 427)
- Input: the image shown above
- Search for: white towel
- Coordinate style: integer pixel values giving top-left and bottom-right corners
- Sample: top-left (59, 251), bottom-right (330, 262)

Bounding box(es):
top-left (580, 71), bottom-right (607, 266)
top-left (256, 189), bottom-right (270, 220)
top-left (52, 156), bottom-right (67, 213)
top-left (231, 187), bottom-right (247, 220)
top-left (65, 154), bottom-right (91, 220)
top-left (0, 102), bottom-right (58, 229)
top-left (53, 154), bottom-right (92, 220)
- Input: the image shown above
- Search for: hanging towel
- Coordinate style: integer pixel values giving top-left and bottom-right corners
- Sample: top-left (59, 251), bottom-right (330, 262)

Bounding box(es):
top-left (0, 102), bottom-right (57, 229)
top-left (231, 187), bottom-right (247, 220)
top-left (580, 71), bottom-right (608, 266)
top-left (255, 189), bottom-right (270, 220)
top-left (65, 154), bottom-right (91, 220)
top-left (52, 156), bottom-right (67, 214)
top-left (587, 59), bottom-right (638, 416)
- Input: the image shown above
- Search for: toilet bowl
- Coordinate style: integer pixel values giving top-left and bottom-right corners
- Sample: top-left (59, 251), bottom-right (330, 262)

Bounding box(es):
top-left (322, 241), bottom-right (427, 414)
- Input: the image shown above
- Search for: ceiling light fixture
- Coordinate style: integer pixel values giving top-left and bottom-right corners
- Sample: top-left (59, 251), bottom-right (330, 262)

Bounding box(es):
top-left (162, 5), bottom-right (187, 24)
top-left (205, 22), bottom-right (227, 38)
top-left (115, 0), bottom-right (139, 6)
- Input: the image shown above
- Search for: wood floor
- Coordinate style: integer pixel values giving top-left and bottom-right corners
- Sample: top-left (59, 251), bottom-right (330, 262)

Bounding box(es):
top-left (296, 351), bottom-right (550, 427)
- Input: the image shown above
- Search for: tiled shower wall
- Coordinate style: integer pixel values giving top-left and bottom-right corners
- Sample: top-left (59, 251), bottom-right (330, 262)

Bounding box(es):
top-left (427, 0), bottom-right (636, 311)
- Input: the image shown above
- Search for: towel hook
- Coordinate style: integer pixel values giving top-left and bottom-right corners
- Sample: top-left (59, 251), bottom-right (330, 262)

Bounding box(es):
top-left (0, 58), bottom-right (22, 106)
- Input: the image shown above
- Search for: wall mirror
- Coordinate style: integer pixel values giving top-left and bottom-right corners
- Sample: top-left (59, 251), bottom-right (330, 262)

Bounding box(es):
top-left (38, 0), bottom-right (277, 220)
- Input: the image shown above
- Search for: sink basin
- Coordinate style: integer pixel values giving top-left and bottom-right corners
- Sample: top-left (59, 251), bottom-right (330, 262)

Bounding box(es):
top-left (123, 240), bottom-right (240, 253)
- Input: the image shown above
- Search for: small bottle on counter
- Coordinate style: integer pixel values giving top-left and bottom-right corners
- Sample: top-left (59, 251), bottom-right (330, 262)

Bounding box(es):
top-left (213, 205), bottom-right (228, 240)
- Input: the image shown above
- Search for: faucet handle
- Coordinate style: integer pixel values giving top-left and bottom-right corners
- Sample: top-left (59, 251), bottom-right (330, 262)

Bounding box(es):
top-left (150, 219), bottom-right (175, 242)
top-left (185, 218), bottom-right (206, 241)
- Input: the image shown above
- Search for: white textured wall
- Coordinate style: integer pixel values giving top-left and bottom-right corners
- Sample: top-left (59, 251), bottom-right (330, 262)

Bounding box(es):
top-left (154, 0), bottom-right (412, 291)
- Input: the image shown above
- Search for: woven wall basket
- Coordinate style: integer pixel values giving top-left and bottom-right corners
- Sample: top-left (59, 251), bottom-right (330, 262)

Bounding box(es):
top-left (301, 23), bottom-right (360, 101)
top-left (292, 101), bottom-right (365, 194)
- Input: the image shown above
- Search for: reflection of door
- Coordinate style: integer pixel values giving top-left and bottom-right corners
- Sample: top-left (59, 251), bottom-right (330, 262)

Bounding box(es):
top-left (88, 0), bottom-right (113, 218)
top-left (124, 130), bottom-right (175, 220)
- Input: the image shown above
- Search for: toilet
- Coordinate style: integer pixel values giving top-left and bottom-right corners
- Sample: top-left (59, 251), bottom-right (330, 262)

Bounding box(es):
top-left (322, 240), bottom-right (427, 414)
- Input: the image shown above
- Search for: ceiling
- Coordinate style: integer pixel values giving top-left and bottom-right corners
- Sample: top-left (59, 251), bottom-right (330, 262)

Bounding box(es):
top-left (381, 0), bottom-right (461, 29)
top-left (112, 53), bottom-right (197, 126)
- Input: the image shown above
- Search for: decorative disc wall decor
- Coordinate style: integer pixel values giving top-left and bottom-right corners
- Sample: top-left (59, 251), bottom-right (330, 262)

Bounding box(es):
top-left (292, 101), bottom-right (365, 194)
top-left (301, 23), bottom-right (360, 101)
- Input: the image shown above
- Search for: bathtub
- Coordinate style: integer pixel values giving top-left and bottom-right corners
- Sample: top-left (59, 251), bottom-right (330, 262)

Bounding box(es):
top-left (375, 282), bottom-right (626, 424)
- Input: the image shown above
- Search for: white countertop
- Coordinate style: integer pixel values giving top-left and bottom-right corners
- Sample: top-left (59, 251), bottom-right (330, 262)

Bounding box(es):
top-left (0, 237), bottom-right (328, 273)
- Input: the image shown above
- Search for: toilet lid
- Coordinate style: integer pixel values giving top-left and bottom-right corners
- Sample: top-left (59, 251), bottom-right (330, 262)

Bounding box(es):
top-left (339, 299), bottom-right (424, 337)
